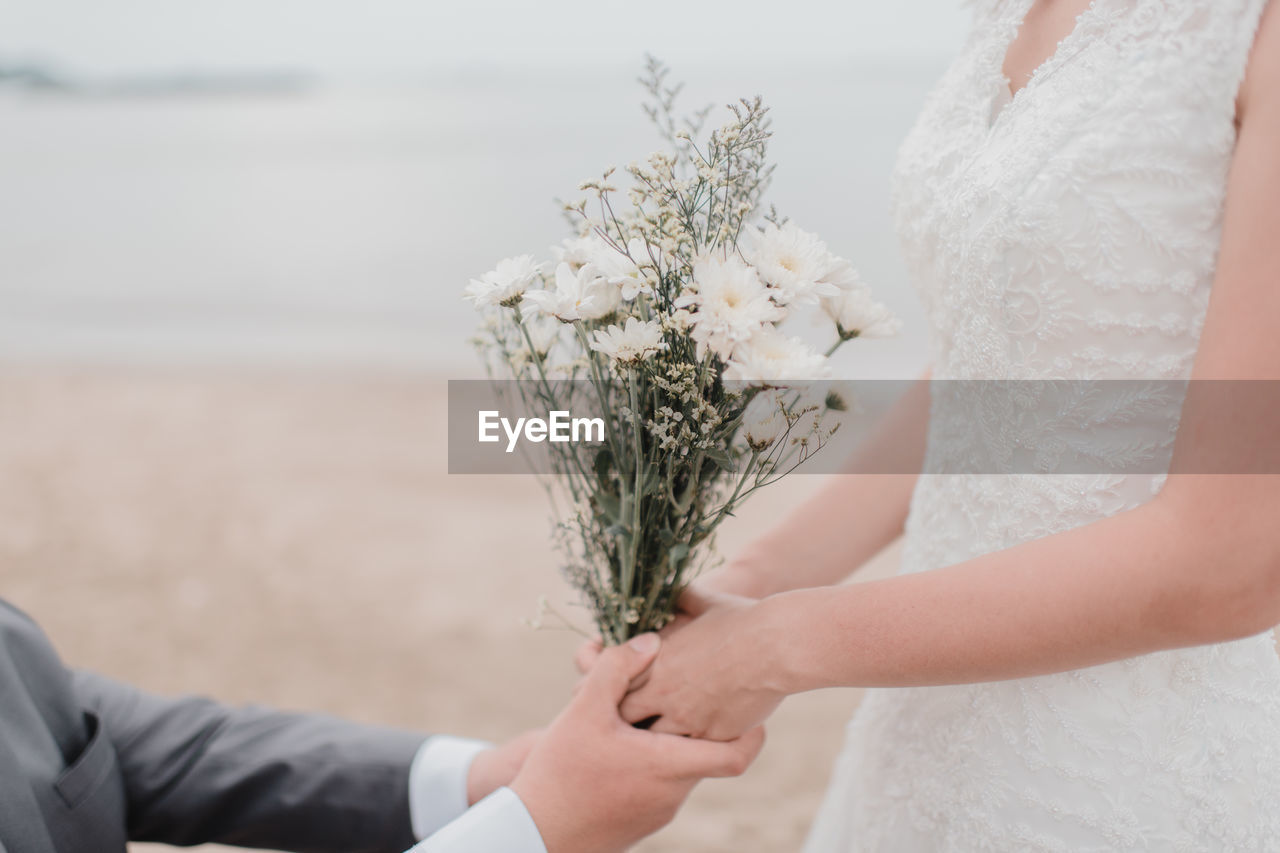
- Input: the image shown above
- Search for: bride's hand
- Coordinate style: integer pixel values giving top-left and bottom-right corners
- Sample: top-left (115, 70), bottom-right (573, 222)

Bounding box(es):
top-left (689, 556), bottom-right (773, 600)
top-left (617, 586), bottom-right (787, 741)
top-left (571, 571), bottom-right (766, 676)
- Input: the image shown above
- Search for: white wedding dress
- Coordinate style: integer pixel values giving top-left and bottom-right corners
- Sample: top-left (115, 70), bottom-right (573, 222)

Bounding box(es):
top-left (805, 1), bottom-right (1280, 850)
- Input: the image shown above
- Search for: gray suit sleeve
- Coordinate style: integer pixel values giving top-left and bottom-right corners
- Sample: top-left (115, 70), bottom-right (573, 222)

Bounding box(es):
top-left (71, 670), bottom-right (426, 852)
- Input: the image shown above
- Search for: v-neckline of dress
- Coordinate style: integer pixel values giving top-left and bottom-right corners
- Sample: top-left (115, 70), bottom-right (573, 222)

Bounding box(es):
top-left (988, 0), bottom-right (1106, 131)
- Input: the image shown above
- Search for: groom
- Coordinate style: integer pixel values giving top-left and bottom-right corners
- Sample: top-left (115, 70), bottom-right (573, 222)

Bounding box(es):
top-left (0, 598), bottom-right (763, 853)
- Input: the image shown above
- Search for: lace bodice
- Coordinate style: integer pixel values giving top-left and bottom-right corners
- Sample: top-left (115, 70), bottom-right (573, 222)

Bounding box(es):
top-left (896, 0), bottom-right (1258, 383)
top-left (805, 3), bottom-right (1280, 851)
top-left (893, 0), bottom-right (1275, 585)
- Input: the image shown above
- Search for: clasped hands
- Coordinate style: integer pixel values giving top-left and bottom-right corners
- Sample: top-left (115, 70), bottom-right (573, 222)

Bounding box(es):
top-left (466, 619), bottom-right (768, 853)
top-left (575, 583), bottom-right (789, 743)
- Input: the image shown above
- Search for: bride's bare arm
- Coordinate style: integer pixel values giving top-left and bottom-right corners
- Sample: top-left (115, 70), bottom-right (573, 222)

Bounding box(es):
top-left (699, 372), bottom-right (931, 599)
top-left (620, 5), bottom-right (1280, 739)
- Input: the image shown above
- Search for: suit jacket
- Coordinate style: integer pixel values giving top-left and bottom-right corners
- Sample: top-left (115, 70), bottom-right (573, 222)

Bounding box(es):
top-left (0, 599), bottom-right (425, 853)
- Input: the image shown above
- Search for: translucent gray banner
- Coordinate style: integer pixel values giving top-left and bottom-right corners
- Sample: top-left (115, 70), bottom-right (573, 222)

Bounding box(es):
top-left (447, 379), bottom-right (1280, 475)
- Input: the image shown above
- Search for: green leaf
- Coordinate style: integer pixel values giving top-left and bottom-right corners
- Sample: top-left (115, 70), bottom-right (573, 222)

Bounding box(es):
top-left (667, 543), bottom-right (690, 569)
top-left (594, 492), bottom-right (621, 521)
top-left (703, 447), bottom-right (736, 472)
top-left (593, 447), bottom-right (616, 487)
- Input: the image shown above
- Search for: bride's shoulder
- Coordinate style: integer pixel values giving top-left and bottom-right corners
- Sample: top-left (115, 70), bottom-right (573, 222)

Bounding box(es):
top-left (1239, 0), bottom-right (1280, 124)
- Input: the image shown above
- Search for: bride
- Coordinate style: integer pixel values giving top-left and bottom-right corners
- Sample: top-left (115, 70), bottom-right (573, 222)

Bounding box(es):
top-left (583, 0), bottom-right (1280, 848)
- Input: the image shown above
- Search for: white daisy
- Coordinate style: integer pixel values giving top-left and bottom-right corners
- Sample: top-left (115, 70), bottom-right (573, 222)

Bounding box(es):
top-left (675, 254), bottom-right (784, 359)
top-left (819, 255), bottom-right (864, 291)
top-left (551, 235), bottom-right (599, 270)
top-left (524, 262), bottom-right (622, 322)
top-left (724, 326), bottom-right (830, 384)
top-left (821, 286), bottom-right (901, 340)
top-left (596, 238), bottom-right (658, 301)
top-left (743, 221), bottom-right (841, 305)
top-left (554, 235), bottom-right (654, 301)
top-left (589, 317), bottom-right (668, 364)
top-left (464, 255), bottom-right (543, 309)
top-left (741, 392), bottom-right (788, 450)
top-left (522, 315), bottom-right (563, 359)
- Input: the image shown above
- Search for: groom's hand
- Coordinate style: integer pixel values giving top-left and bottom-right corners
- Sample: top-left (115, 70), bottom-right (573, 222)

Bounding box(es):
top-left (466, 729), bottom-right (542, 805)
top-left (512, 633), bottom-right (766, 853)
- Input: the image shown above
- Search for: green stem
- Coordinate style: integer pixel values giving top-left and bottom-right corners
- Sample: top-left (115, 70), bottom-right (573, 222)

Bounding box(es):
top-left (703, 449), bottom-right (759, 531)
top-left (620, 375), bottom-right (645, 607)
top-left (516, 310), bottom-right (590, 496)
top-left (825, 333), bottom-right (853, 358)
top-left (573, 324), bottom-right (625, 466)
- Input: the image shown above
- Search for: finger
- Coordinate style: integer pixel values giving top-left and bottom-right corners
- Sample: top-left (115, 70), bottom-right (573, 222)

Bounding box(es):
top-left (677, 584), bottom-right (719, 617)
top-left (619, 690), bottom-right (661, 726)
top-left (624, 663), bottom-right (653, 694)
top-left (575, 633), bottom-right (661, 709)
top-left (573, 638), bottom-right (604, 675)
top-left (665, 726), bottom-right (767, 779)
top-left (648, 713), bottom-right (698, 737)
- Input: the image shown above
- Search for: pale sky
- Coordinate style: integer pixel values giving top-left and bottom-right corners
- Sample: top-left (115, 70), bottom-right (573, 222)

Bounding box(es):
top-left (0, 0), bottom-right (971, 79)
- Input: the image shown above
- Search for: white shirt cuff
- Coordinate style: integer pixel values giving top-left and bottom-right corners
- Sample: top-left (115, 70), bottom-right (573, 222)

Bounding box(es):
top-left (406, 787), bottom-right (547, 853)
top-left (408, 735), bottom-right (492, 840)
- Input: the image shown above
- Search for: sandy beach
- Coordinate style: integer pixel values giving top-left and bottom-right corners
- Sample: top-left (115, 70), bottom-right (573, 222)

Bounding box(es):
top-left (0, 365), bottom-right (900, 853)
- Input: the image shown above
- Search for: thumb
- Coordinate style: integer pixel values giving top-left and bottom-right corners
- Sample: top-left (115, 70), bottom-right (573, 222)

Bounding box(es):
top-left (575, 632), bottom-right (661, 709)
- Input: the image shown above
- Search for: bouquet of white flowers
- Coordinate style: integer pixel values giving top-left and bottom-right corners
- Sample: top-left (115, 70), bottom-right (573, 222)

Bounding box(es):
top-left (466, 58), bottom-right (898, 644)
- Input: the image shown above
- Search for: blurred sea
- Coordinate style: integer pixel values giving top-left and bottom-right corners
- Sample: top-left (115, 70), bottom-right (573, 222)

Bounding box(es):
top-left (0, 61), bottom-right (947, 377)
